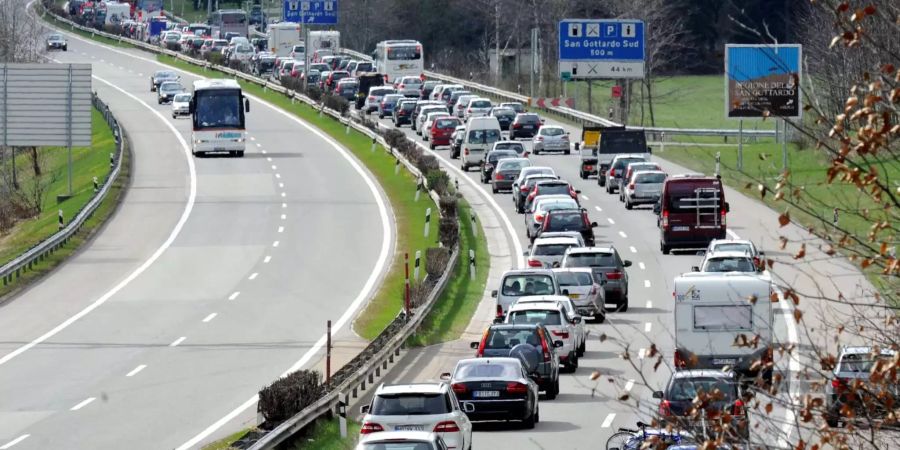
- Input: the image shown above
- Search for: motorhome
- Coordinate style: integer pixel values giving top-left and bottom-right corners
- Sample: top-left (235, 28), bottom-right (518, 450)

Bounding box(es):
top-left (267, 22), bottom-right (302, 57)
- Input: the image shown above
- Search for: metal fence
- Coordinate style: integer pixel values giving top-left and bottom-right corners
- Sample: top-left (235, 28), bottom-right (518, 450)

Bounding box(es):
top-left (0, 93), bottom-right (125, 287)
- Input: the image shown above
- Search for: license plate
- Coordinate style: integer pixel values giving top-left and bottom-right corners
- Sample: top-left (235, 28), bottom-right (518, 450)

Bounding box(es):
top-left (395, 425), bottom-right (425, 431)
top-left (672, 226), bottom-right (690, 232)
top-left (568, 294), bottom-right (580, 299)
top-left (213, 147), bottom-right (227, 151)
top-left (473, 390), bottom-right (500, 398)
top-left (524, 125), bottom-right (533, 129)
top-left (713, 358), bottom-right (736, 365)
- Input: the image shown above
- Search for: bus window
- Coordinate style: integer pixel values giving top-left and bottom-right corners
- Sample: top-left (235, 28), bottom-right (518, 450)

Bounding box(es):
top-left (388, 46), bottom-right (421, 60)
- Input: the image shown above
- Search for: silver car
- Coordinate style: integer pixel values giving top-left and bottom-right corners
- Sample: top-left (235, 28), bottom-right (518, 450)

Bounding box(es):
top-left (364, 86), bottom-right (397, 113)
top-left (623, 170), bottom-right (667, 209)
top-left (525, 236), bottom-right (582, 269)
top-left (171, 93), bottom-right (192, 118)
top-left (465, 98), bottom-right (493, 120)
top-left (561, 246), bottom-right (632, 312)
top-left (532, 125), bottom-right (570, 154)
top-left (394, 76), bottom-right (423, 97)
top-left (157, 81), bottom-right (184, 104)
top-left (552, 268), bottom-right (606, 321)
top-left (491, 269), bottom-right (560, 315)
top-left (525, 195), bottom-right (579, 239)
top-left (454, 95), bottom-right (479, 118)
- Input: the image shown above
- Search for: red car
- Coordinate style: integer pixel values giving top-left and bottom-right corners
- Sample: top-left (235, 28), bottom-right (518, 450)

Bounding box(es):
top-left (429, 117), bottom-right (461, 150)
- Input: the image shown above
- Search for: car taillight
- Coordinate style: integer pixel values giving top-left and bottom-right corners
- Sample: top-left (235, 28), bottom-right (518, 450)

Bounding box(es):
top-left (368, 96), bottom-right (375, 101)
top-left (527, 259), bottom-right (543, 268)
top-left (551, 330), bottom-right (569, 339)
top-left (520, 184), bottom-right (530, 192)
top-left (399, 83), bottom-right (405, 88)
top-left (674, 349), bottom-right (685, 368)
top-left (721, 208), bottom-right (727, 227)
top-left (534, 214), bottom-right (544, 222)
top-left (513, 123), bottom-right (521, 128)
top-left (733, 399), bottom-right (745, 416)
top-left (569, 187), bottom-right (577, 198)
top-left (506, 382), bottom-right (528, 394)
top-left (662, 210), bottom-right (669, 229)
top-left (452, 383), bottom-right (467, 394)
top-left (659, 400), bottom-right (672, 416)
top-left (589, 285), bottom-right (597, 295)
top-left (433, 421), bottom-right (460, 433)
top-left (539, 331), bottom-right (551, 361)
top-left (609, 168), bottom-right (616, 177)
top-left (464, 148), bottom-right (470, 155)
top-left (536, 136), bottom-right (544, 141)
top-left (832, 378), bottom-right (845, 392)
top-left (606, 272), bottom-right (623, 280)
top-left (496, 304), bottom-right (503, 318)
top-left (360, 422), bottom-right (384, 434)
top-left (495, 172), bottom-right (504, 180)
top-left (629, 183), bottom-right (635, 190)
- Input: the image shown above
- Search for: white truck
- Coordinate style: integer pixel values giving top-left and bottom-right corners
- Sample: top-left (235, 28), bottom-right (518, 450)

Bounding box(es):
top-left (308, 30), bottom-right (339, 59)
top-left (673, 272), bottom-right (773, 378)
top-left (266, 22), bottom-right (302, 57)
top-left (104, 1), bottom-right (131, 25)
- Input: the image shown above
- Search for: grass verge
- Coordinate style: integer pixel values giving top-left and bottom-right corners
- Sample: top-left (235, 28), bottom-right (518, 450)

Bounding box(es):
top-left (291, 418), bottom-right (360, 450)
top-left (408, 199), bottom-right (489, 347)
top-left (200, 428), bottom-right (254, 450)
top-left (157, 54), bottom-right (439, 340)
top-left (0, 110), bottom-right (130, 299)
top-left (166, 0), bottom-right (209, 23)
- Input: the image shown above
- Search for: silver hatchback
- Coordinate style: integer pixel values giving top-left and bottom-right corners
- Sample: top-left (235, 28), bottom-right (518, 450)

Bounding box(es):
top-left (532, 126), bottom-right (571, 154)
top-left (623, 170), bottom-right (667, 209)
top-left (552, 267), bottom-right (606, 321)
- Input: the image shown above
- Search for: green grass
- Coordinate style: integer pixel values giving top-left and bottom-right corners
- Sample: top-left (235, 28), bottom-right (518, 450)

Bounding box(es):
top-left (200, 428), bottom-right (254, 450)
top-left (291, 418), bottom-right (360, 450)
top-left (165, 0), bottom-right (209, 24)
top-left (408, 199), bottom-right (489, 347)
top-left (0, 110), bottom-right (130, 299)
top-left (157, 54), bottom-right (439, 340)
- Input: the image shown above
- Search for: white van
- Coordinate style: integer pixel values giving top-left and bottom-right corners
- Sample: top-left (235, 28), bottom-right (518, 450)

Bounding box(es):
top-left (673, 272), bottom-right (773, 378)
top-left (461, 116), bottom-right (502, 171)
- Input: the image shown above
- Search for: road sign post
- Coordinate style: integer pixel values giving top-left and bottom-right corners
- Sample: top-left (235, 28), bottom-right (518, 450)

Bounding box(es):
top-left (557, 19), bottom-right (645, 80)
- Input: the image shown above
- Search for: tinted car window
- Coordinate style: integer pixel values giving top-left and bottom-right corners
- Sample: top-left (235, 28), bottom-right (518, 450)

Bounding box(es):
top-left (494, 142), bottom-right (524, 152)
top-left (371, 393), bottom-right (450, 415)
top-left (637, 173), bottom-right (667, 183)
top-left (468, 129), bottom-right (501, 144)
top-left (614, 158), bottom-right (645, 171)
top-left (487, 151), bottom-right (517, 164)
top-left (565, 252), bottom-right (615, 267)
top-left (703, 257), bottom-right (755, 272)
top-left (839, 353), bottom-right (893, 372)
top-left (556, 271), bottom-right (593, 286)
top-left (541, 127), bottom-right (565, 136)
top-left (516, 114), bottom-right (541, 124)
top-left (436, 118), bottom-right (459, 128)
top-left (400, 102), bottom-right (417, 110)
top-left (669, 378), bottom-right (735, 402)
top-left (509, 310), bottom-right (562, 326)
top-left (485, 329), bottom-right (540, 349)
top-left (496, 160), bottom-right (528, 171)
top-left (501, 275), bottom-right (554, 295)
top-left (533, 243), bottom-right (576, 256)
top-left (536, 184), bottom-right (571, 196)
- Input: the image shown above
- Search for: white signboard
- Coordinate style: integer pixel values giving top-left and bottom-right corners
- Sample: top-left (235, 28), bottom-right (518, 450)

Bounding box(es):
top-left (0, 63), bottom-right (92, 147)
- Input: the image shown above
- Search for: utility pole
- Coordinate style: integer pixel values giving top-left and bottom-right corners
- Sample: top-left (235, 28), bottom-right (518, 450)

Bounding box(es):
top-left (494, 0), bottom-right (500, 86)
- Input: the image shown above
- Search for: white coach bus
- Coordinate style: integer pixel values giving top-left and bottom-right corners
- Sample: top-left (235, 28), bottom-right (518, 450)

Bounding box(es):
top-left (189, 79), bottom-right (249, 157)
top-left (373, 39), bottom-right (424, 83)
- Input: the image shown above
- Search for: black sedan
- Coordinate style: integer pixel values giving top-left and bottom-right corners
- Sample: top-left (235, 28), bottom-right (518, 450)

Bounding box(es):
top-left (653, 370), bottom-right (749, 439)
top-left (444, 357), bottom-right (540, 428)
top-left (46, 34), bottom-right (67, 51)
top-left (150, 70), bottom-right (179, 92)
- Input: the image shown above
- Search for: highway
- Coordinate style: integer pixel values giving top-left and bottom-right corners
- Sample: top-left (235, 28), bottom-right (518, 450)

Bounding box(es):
top-left (0, 17), bottom-right (392, 450)
top-left (364, 107), bottom-right (876, 448)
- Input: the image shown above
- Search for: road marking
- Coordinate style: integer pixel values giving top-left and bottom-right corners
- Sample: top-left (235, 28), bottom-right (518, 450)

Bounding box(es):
top-left (644, 322), bottom-right (652, 333)
top-left (275, 173), bottom-right (281, 179)
top-left (281, 214), bottom-right (286, 220)
top-left (646, 300), bottom-right (653, 309)
top-left (638, 262), bottom-right (645, 270)
top-left (266, 157), bottom-right (272, 162)
top-left (250, 136), bottom-right (255, 141)
top-left (619, 231), bottom-right (627, 238)
top-left (277, 226), bottom-right (284, 233)
top-left (581, 194), bottom-right (589, 201)
top-left (624, 379), bottom-right (635, 392)
top-left (281, 202), bottom-right (287, 208)
top-left (202, 313), bottom-right (217, 323)
top-left (126, 364), bottom-right (147, 377)
top-left (228, 291), bottom-right (240, 301)
top-left (601, 413), bottom-right (615, 428)
top-left (0, 435), bottom-right (30, 449)
top-left (644, 280), bottom-right (651, 288)
top-left (273, 241), bottom-right (280, 247)
top-left (727, 228), bottom-right (740, 239)
top-left (70, 397), bottom-right (96, 411)
top-left (638, 348), bottom-right (646, 359)
top-left (170, 336), bottom-right (186, 347)
top-left (278, 182), bottom-right (284, 188)
top-left (263, 255), bottom-right (272, 263)
top-left (0, 72), bottom-right (198, 368)
top-left (255, 143), bottom-right (261, 148)
top-left (261, 149), bottom-right (266, 154)
top-left (607, 218), bottom-right (615, 224)
top-left (248, 272), bottom-right (258, 280)
top-left (594, 206), bottom-right (602, 212)
top-left (280, 192), bottom-right (286, 197)
top-left (629, 246), bottom-right (637, 253)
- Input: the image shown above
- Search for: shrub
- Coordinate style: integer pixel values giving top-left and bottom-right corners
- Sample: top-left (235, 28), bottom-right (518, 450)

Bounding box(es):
top-left (323, 94), bottom-right (349, 116)
top-left (425, 247), bottom-right (451, 278)
top-left (384, 129), bottom-right (407, 149)
top-left (414, 153), bottom-right (440, 175)
top-left (439, 217), bottom-right (459, 249)
top-left (438, 194), bottom-right (458, 218)
top-left (257, 369), bottom-right (325, 426)
top-left (206, 52), bottom-right (224, 66)
top-left (426, 170), bottom-right (450, 195)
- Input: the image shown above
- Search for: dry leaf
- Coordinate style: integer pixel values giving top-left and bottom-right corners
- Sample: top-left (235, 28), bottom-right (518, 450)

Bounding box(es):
top-left (598, 333), bottom-right (607, 343)
top-left (765, 403), bottom-right (773, 414)
top-left (793, 309), bottom-right (803, 324)
top-left (794, 243), bottom-right (807, 259)
top-left (778, 211), bottom-right (791, 227)
top-left (590, 371), bottom-right (600, 381)
top-left (618, 393), bottom-right (630, 401)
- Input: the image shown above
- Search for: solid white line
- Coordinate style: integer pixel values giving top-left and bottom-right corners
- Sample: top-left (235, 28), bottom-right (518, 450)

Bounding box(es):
top-left (273, 241), bottom-right (279, 247)
top-left (0, 72), bottom-right (198, 368)
top-left (126, 364), bottom-right (147, 377)
top-left (638, 348), bottom-right (646, 359)
top-left (638, 262), bottom-right (645, 270)
top-left (228, 291), bottom-right (240, 301)
top-left (618, 231), bottom-right (627, 238)
top-left (202, 313), bottom-right (217, 323)
top-left (263, 255), bottom-right (272, 263)
top-left (594, 206), bottom-right (602, 212)
top-left (624, 379), bottom-right (635, 392)
top-left (170, 336), bottom-right (186, 347)
top-left (70, 397), bottom-right (96, 411)
top-left (644, 322), bottom-right (652, 333)
top-left (248, 272), bottom-right (258, 280)
top-left (646, 300), bottom-right (653, 309)
top-left (629, 246), bottom-right (637, 253)
top-left (643, 280), bottom-right (651, 288)
top-left (607, 218), bottom-right (615, 224)
top-left (0, 435), bottom-right (29, 449)
top-left (727, 228), bottom-right (740, 239)
top-left (580, 194), bottom-right (589, 201)
top-left (601, 413), bottom-right (615, 428)
top-left (277, 226), bottom-right (284, 233)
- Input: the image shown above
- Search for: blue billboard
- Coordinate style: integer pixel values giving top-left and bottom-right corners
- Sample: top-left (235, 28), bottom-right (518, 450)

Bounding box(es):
top-left (726, 44), bottom-right (802, 118)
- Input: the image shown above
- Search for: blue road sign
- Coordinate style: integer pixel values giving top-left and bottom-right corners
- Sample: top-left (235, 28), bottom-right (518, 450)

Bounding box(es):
top-left (558, 19), bottom-right (645, 79)
top-left (283, 0), bottom-right (338, 24)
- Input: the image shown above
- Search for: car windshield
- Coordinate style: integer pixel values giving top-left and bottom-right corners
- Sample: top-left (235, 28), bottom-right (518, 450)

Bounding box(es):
top-left (467, 129), bottom-right (501, 144)
top-left (565, 252), bottom-right (615, 267)
top-left (533, 243), bottom-right (577, 256)
top-left (370, 393), bottom-right (449, 416)
top-left (355, 62), bottom-right (373, 72)
top-left (195, 89), bottom-right (242, 129)
top-left (501, 275), bottom-right (554, 296)
top-left (542, 127), bottom-right (565, 136)
top-left (509, 310), bottom-right (562, 326)
top-left (556, 271), bottom-right (593, 287)
top-left (485, 329), bottom-right (540, 349)
top-left (173, 93), bottom-right (191, 102)
top-left (703, 257), bottom-right (755, 272)
top-left (49, 34), bottom-right (63, 41)
top-left (637, 173), bottom-right (667, 183)
top-left (496, 160), bottom-right (528, 171)
top-left (160, 83), bottom-right (182, 92)
top-left (454, 361), bottom-right (520, 380)
top-left (669, 377), bottom-right (735, 402)
top-left (156, 71), bottom-right (176, 79)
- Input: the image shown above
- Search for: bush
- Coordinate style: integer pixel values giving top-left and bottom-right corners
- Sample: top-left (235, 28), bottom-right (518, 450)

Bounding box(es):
top-left (257, 369), bottom-right (325, 426)
top-left (103, 24), bottom-right (122, 35)
top-left (414, 153), bottom-right (440, 175)
top-left (323, 93), bottom-right (350, 116)
top-left (426, 170), bottom-right (451, 195)
top-left (425, 247), bottom-right (451, 278)
top-left (438, 194), bottom-right (458, 218)
top-left (439, 217), bottom-right (459, 249)
top-left (206, 52), bottom-right (224, 66)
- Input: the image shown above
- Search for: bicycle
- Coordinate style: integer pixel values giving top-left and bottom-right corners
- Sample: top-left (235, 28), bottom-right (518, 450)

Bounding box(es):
top-left (605, 421), bottom-right (695, 450)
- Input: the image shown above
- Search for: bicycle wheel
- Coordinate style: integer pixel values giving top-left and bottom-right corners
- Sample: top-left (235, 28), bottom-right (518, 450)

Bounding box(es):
top-left (605, 431), bottom-right (635, 450)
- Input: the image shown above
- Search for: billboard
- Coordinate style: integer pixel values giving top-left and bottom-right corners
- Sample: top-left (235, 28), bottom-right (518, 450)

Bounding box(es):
top-left (558, 19), bottom-right (645, 79)
top-left (725, 44), bottom-right (802, 119)
top-left (0, 64), bottom-right (92, 147)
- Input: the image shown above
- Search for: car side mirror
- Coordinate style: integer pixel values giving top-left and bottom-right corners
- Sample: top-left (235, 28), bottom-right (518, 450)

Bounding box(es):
top-left (522, 250), bottom-right (530, 256)
top-left (491, 290), bottom-right (498, 298)
top-left (725, 202), bottom-right (731, 213)
top-left (691, 266), bottom-right (700, 272)
top-left (653, 203), bottom-right (661, 214)
top-left (493, 317), bottom-right (504, 324)
top-left (462, 402), bottom-right (476, 413)
top-left (440, 372), bottom-right (451, 380)
top-left (553, 340), bottom-right (564, 348)
top-left (591, 222), bottom-right (599, 228)
top-left (572, 316), bottom-right (582, 324)
top-left (623, 260), bottom-right (632, 267)
top-left (647, 145), bottom-right (652, 154)
top-left (652, 391), bottom-right (664, 399)
top-left (360, 404), bottom-right (370, 414)
top-left (244, 99), bottom-right (250, 112)
top-left (470, 341), bottom-right (480, 349)
top-left (575, 190), bottom-right (582, 194)
top-left (561, 289), bottom-right (569, 295)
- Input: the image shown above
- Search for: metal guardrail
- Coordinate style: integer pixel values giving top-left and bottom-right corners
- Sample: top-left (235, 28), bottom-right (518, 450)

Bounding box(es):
top-left (0, 93), bottom-right (125, 287)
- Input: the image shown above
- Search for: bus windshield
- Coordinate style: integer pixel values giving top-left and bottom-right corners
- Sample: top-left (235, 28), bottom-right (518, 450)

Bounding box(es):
top-left (194, 89), bottom-right (243, 129)
top-left (388, 45), bottom-right (421, 60)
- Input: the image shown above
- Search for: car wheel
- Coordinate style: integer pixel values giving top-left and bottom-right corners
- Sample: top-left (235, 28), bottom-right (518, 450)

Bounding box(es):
top-left (564, 149), bottom-right (570, 155)
top-left (566, 353), bottom-right (578, 372)
top-left (579, 171), bottom-right (586, 179)
top-left (616, 296), bottom-right (629, 312)
top-left (590, 312), bottom-right (606, 323)
top-left (236, 151), bottom-right (245, 157)
top-left (577, 338), bottom-right (586, 357)
top-left (625, 198), bottom-right (633, 210)
top-left (533, 149), bottom-right (539, 155)
top-left (461, 164), bottom-right (467, 171)
top-left (522, 407), bottom-right (536, 429)
top-left (661, 242), bottom-right (670, 255)
top-left (546, 378), bottom-right (559, 400)
top-left (157, 98), bottom-right (162, 104)
top-left (429, 142), bottom-right (435, 150)
top-left (172, 113), bottom-right (176, 119)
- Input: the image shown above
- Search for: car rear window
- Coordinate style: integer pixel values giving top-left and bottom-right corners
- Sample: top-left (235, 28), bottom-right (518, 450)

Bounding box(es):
top-left (355, 62), bottom-right (373, 72)
top-left (472, 100), bottom-right (491, 107)
top-left (509, 310), bottom-right (562, 326)
top-left (541, 127), bottom-right (565, 136)
top-left (487, 151), bottom-right (517, 164)
top-left (436, 119), bottom-right (459, 128)
top-left (400, 102), bottom-right (416, 110)
top-left (838, 353), bottom-right (893, 373)
top-left (710, 243), bottom-right (751, 254)
top-left (668, 377), bottom-right (735, 402)
top-left (546, 212), bottom-right (585, 231)
top-left (371, 393), bottom-right (450, 415)
top-left (370, 88), bottom-right (394, 96)
top-left (495, 142), bottom-right (524, 152)
top-left (496, 160), bottom-right (528, 171)
top-left (565, 252), bottom-right (615, 267)
top-left (555, 271), bottom-right (593, 286)
top-left (614, 158), bottom-right (646, 170)
top-left (455, 360), bottom-right (519, 379)
top-left (501, 275), bottom-right (554, 296)
top-left (468, 129), bottom-right (501, 144)
top-left (636, 173), bottom-right (667, 183)
top-left (539, 201), bottom-right (578, 213)
top-left (703, 257), bottom-right (755, 272)
top-left (517, 114), bottom-right (540, 123)
top-left (537, 184), bottom-right (570, 195)
top-left (533, 243), bottom-right (577, 256)
top-left (485, 329), bottom-right (540, 349)
top-left (665, 182), bottom-right (724, 213)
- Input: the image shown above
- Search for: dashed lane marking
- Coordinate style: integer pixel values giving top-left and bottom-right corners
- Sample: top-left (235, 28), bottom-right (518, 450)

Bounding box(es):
top-left (625, 379), bottom-right (635, 392)
top-left (644, 280), bottom-right (651, 288)
top-left (629, 246), bottom-right (637, 253)
top-left (170, 337), bottom-right (186, 347)
top-left (607, 218), bottom-right (615, 224)
top-left (228, 291), bottom-right (240, 301)
top-left (126, 364), bottom-right (147, 377)
top-left (645, 322), bottom-right (652, 333)
top-left (0, 434), bottom-right (30, 449)
top-left (70, 397), bottom-right (96, 411)
top-left (601, 413), bottom-right (615, 428)
top-left (248, 273), bottom-right (258, 280)
top-left (201, 313), bottom-right (217, 323)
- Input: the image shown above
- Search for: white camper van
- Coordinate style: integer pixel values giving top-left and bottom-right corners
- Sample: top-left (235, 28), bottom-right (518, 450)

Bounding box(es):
top-left (673, 272), bottom-right (773, 378)
top-left (267, 22), bottom-right (302, 57)
top-left (308, 30), bottom-right (340, 60)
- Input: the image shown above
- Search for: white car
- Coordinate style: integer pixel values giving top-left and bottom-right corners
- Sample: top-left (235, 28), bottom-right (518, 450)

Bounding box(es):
top-left (394, 76), bottom-right (423, 97)
top-left (416, 105), bottom-right (449, 136)
top-left (505, 299), bottom-right (582, 372)
top-left (360, 383), bottom-right (473, 450)
top-left (453, 95), bottom-right (479, 118)
top-left (694, 250), bottom-right (759, 273)
top-left (422, 111), bottom-right (452, 142)
top-left (365, 87), bottom-right (397, 114)
top-left (231, 44), bottom-right (255, 64)
top-left (706, 239), bottom-right (764, 270)
top-left (171, 92), bottom-right (192, 118)
top-left (525, 195), bottom-right (579, 239)
top-left (355, 431), bottom-right (449, 450)
top-left (514, 295), bottom-right (587, 359)
top-left (464, 98), bottom-right (493, 121)
top-left (525, 236), bottom-right (582, 269)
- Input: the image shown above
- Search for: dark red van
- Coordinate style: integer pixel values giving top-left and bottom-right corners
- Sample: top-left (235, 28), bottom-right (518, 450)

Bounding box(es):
top-left (656, 175), bottom-right (730, 254)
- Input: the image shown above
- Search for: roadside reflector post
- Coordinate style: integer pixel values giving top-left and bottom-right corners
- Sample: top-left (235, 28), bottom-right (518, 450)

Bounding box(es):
top-left (715, 152), bottom-right (721, 178)
top-left (58, 209), bottom-right (64, 230)
top-left (110, 152), bottom-right (115, 168)
top-left (371, 137), bottom-right (377, 152)
top-left (394, 158), bottom-right (400, 174)
top-left (345, 120), bottom-right (350, 135)
top-left (469, 249), bottom-right (476, 280)
top-left (737, 120), bottom-right (744, 170)
top-left (415, 178), bottom-right (422, 202)
top-left (93, 176), bottom-right (99, 193)
top-left (326, 320), bottom-right (332, 383)
top-left (455, 178), bottom-right (459, 192)
top-left (338, 394), bottom-right (348, 438)
top-left (833, 208), bottom-right (839, 226)
top-left (414, 250), bottom-right (421, 283)
top-left (424, 208), bottom-right (431, 237)
top-left (470, 210), bottom-right (477, 238)
top-left (660, 132), bottom-right (666, 153)
top-left (404, 253), bottom-right (410, 315)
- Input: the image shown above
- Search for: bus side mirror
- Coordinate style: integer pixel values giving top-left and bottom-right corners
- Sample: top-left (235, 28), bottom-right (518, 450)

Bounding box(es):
top-left (244, 98), bottom-right (250, 112)
top-left (725, 202), bottom-right (731, 213)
